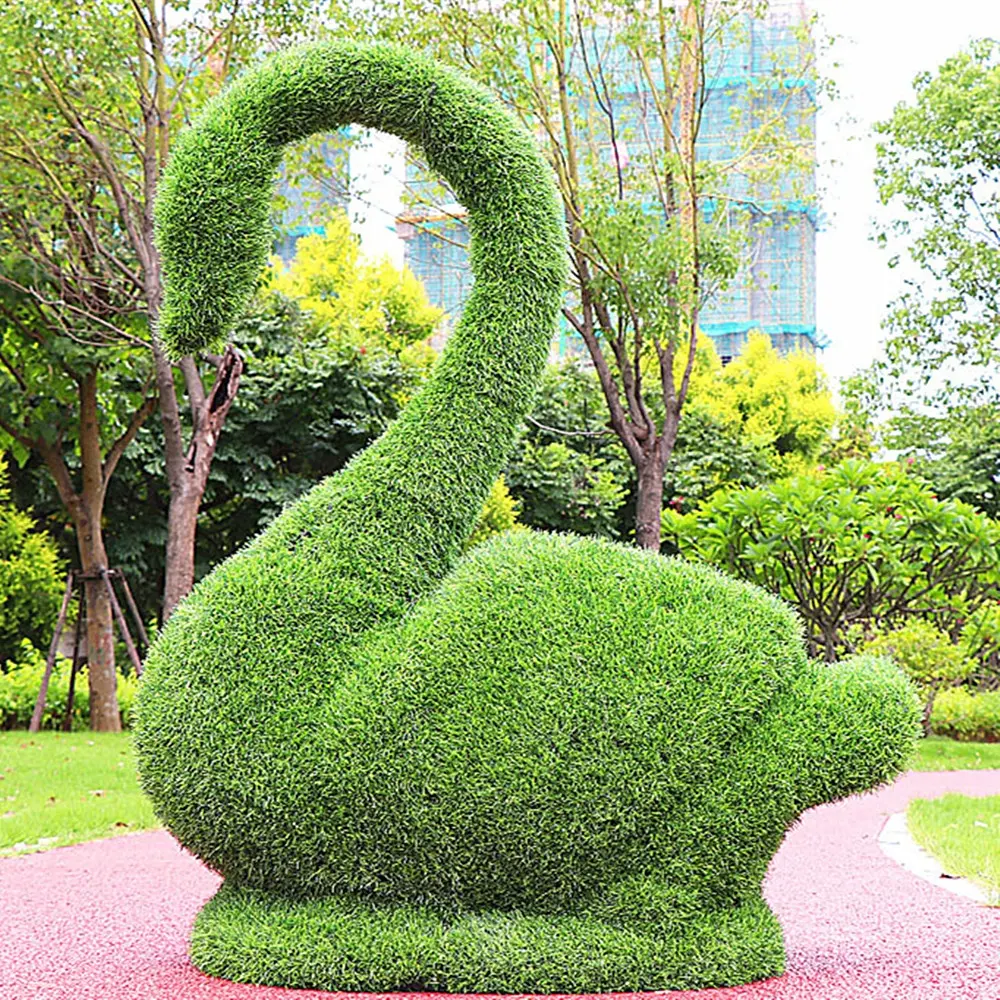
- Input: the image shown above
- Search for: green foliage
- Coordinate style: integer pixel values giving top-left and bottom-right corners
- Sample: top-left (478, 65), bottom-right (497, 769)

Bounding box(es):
top-left (0, 456), bottom-right (62, 663)
top-left (868, 39), bottom-right (1000, 404)
top-left (864, 621), bottom-right (974, 733)
top-left (40, 288), bottom-right (422, 620)
top-left (688, 332), bottom-right (836, 476)
top-left (507, 441), bottom-right (627, 538)
top-left (665, 460), bottom-right (1000, 659)
top-left (506, 362), bottom-right (633, 538)
top-left (464, 477), bottom-right (521, 551)
top-left (137, 42), bottom-right (915, 994)
top-left (865, 622), bottom-right (974, 690)
top-left (886, 401), bottom-right (1000, 520)
top-left (663, 405), bottom-right (773, 515)
top-left (184, 293), bottom-right (421, 571)
top-left (959, 599), bottom-right (1000, 685)
top-left (378, 1), bottom-right (819, 550)
top-left (268, 217), bottom-right (442, 356)
top-left (0, 640), bottom-right (137, 731)
top-left (507, 359), bottom-right (774, 533)
top-left (931, 688), bottom-right (1000, 743)
top-left (822, 374), bottom-right (877, 465)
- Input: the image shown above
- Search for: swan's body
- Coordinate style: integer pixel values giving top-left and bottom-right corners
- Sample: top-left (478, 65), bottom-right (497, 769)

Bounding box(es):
top-left (135, 41), bottom-right (918, 993)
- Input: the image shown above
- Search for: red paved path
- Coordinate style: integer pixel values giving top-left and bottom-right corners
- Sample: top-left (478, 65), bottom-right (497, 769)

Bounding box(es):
top-left (2, 770), bottom-right (998, 1000)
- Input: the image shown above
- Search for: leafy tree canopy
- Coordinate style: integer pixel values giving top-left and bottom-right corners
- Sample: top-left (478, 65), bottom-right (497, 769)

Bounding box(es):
top-left (868, 39), bottom-right (1000, 404)
top-left (687, 332), bottom-right (836, 475)
top-left (267, 214), bottom-right (442, 360)
top-left (665, 459), bottom-right (1000, 659)
top-left (884, 400), bottom-right (1000, 520)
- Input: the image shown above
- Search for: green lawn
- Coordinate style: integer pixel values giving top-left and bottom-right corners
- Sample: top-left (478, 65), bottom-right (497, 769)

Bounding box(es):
top-left (908, 793), bottom-right (1000, 903)
top-left (0, 731), bottom-right (158, 856)
top-left (910, 735), bottom-right (1000, 772)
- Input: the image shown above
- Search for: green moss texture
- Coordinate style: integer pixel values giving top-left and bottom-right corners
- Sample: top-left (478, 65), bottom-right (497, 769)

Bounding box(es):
top-left (135, 41), bottom-right (920, 994)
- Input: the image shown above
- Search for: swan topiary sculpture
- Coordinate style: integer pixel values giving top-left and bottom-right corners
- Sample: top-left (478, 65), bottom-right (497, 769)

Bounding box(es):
top-left (134, 41), bottom-right (919, 995)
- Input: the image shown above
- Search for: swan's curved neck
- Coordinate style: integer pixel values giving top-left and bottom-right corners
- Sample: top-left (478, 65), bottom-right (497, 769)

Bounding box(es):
top-left (154, 41), bottom-right (567, 608)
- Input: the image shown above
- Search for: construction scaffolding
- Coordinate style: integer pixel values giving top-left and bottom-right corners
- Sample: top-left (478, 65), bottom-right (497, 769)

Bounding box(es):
top-left (397, 1), bottom-right (820, 362)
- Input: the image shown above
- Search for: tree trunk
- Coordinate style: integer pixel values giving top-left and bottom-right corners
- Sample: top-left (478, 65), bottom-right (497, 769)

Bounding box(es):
top-left (635, 452), bottom-right (667, 552)
top-left (77, 369), bottom-right (120, 731)
top-left (76, 506), bottom-right (120, 732)
top-left (161, 346), bottom-right (244, 620)
top-left (821, 626), bottom-right (838, 664)
top-left (163, 481), bottom-right (202, 621)
top-left (34, 365), bottom-right (150, 732)
top-left (921, 688), bottom-right (937, 737)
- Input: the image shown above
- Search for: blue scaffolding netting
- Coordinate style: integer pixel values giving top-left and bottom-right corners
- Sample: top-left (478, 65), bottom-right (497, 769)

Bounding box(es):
top-left (398, 1), bottom-right (819, 361)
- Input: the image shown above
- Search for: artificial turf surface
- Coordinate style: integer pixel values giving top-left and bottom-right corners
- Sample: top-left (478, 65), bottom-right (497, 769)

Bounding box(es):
top-left (0, 732), bottom-right (996, 861)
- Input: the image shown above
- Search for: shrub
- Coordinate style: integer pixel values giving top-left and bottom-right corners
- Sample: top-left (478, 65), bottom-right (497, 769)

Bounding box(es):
top-left (0, 639), bottom-right (136, 730)
top-left (507, 440), bottom-right (627, 538)
top-left (0, 455), bottom-right (63, 664)
top-left (268, 221), bottom-right (443, 355)
top-left (864, 621), bottom-right (974, 734)
top-left (931, 688), bottom-right (1000, 742)
top-left (464, 476), bottom-right (521, 551)
top-left (665, 460), bottom-right (1000, 660)
top-left (136, 42), bottom-right (918, 995)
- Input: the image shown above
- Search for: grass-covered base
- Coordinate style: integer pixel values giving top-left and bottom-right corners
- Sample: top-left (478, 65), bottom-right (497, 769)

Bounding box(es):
top-left (192, 882), bottom-right (785, 994)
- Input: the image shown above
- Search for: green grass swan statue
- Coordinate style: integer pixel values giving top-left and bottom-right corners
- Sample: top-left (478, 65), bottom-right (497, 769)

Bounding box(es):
top-left (135, 41), bottom-right (919, 994)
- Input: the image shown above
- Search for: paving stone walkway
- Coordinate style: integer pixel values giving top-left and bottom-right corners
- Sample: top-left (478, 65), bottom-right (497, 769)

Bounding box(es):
top-left (2, 770), bottom-right (998, 1000)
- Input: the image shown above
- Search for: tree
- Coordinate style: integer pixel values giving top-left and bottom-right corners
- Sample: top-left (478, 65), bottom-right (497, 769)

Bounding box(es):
top-left (665, 460), bottom-right (1000, 660)
top-left (0, 454), bottom-right (63, 666)
top-left (506, 341), bottom-right (827, 535)
top-left (268, 217), bottom-right (443, 358)
top-left (868, 39), bottom-right (1000, 406)
top-left (689, 330), bottom-right (835, 476)
top-left (0, 1), bottom-right (333, 725)
top-left (885, 401), bottom-right (1000, 521)
top-left (377, 0), bottom-right (817, 549)
top-left (0, 276), bottom-right (156, 729)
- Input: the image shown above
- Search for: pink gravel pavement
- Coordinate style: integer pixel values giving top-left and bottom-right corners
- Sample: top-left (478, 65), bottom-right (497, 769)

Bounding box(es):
top-left (1, 770), bottom-right (998, 1000)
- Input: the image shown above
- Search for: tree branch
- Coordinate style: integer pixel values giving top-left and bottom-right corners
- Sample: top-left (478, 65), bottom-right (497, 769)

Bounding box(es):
top-left (103, 393), bottom-right (158, 485)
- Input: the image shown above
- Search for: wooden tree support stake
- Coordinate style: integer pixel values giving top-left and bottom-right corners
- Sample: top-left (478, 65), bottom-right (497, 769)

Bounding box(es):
top-left (28, 572), bottom-right (75, 734)
top-left (29, 567), bottom-right (148, 733)
top-left (61, 604), bottom-right (84, 733)
top-left (101, 569), bottom-right (143, 678)
top-left (117, 572), bottom-right (150, 649)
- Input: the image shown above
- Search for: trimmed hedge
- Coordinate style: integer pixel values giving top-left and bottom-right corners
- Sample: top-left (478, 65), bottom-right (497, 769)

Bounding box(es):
top-left (135, 41), bottom-right (918, 994)
top-left (932, 688), bottom-right (1000, 742)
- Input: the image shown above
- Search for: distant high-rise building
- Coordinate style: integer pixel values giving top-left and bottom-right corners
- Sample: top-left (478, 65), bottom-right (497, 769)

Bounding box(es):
top-left (396, 2), bottom-right (821, 363)
top-left (274, 139), bottom-right (351, 264)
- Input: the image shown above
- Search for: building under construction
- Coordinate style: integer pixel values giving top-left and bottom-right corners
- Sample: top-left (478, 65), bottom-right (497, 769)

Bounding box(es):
top-left (396, 2), bottom-right (821, 363)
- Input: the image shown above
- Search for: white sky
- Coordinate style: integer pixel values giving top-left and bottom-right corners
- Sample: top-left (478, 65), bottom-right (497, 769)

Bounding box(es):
top-left (813, 0), bottom-right (1000, 384)
top-left (352, 2), bottom-right (1000, 388)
